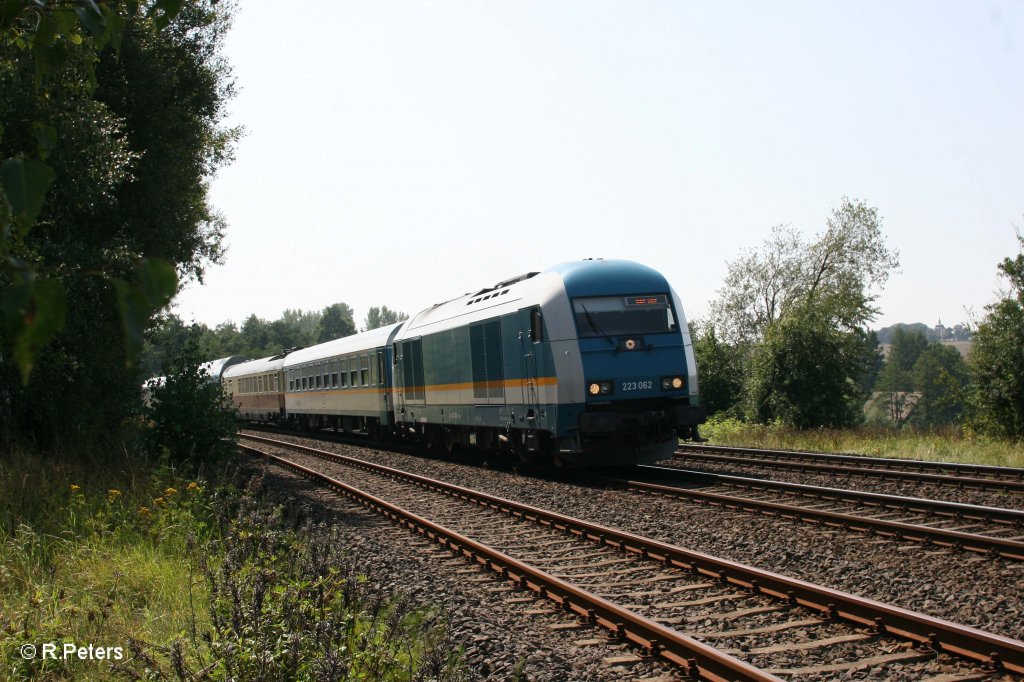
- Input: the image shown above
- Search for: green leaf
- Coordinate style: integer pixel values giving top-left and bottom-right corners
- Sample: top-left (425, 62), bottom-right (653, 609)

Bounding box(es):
top-left (101, 4), bottom-right (125, 55)
top-left (1, 158), bottom-right (55, 234)
top-left (55, 7), bottom-right (78, 34)
top-left (115, 258), bottom-right (178, 367)
top-left (1, 274), bottom-right (68, 384)
top-left (149, 0), bottom-right (183, 29)
top-left (74, 0), bottom-right (105, 37)
top-left (32, 13), bottom-right (58, 84)
top-left (32, 123), bottom-right (57, 160)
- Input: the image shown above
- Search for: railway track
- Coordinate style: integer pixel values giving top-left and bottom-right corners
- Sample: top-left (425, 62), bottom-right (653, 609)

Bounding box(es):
top-left (675, 444), bottom-right (1024, 493)
top-left (239, 433), bottom-right (1024, 680)
top-left (579, 466), bottom-right (1024, 562)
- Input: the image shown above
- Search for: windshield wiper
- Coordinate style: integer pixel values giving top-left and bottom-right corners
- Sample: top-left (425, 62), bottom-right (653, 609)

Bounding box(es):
top-left (580, 303), bottom-right (614, 345)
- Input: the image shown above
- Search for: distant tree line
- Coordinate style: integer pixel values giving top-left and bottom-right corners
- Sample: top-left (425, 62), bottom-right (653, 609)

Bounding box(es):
top-left (875, 322), bottom-right (972, 344)
top-left (141, 304), bottom-right (409, 378)
top-left (693, 202), bottom-right (1024, 439)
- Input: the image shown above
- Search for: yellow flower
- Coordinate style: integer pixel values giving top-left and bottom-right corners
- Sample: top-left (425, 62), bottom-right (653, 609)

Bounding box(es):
top-left (187, 482), bottom-right (199, 491)
top-left (153, 497), bottom-right (165, 507)
top-left (69, 485), bottom-right (81, 493)
top-left (164, 487), bottom-right (178, 496)
top-left (138, 507), bottom-right (151, 517)
top-left (107, 489), bottom-right (121, 502)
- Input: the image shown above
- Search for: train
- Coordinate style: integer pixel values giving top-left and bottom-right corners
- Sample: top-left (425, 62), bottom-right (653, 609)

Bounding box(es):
top-left (218, 259), bottom-right (706, 466)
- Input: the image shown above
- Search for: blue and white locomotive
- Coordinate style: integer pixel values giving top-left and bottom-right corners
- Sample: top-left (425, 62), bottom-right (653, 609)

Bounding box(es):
top-left (224, 259), bottom-right (706, 466)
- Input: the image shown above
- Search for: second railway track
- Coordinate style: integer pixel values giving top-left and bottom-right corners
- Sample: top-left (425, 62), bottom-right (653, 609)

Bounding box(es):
top-left (239, 432), bottom-right (1024, 680)
top-left (675, 444), bottom-right (1024, 493)
top-left (580, 466), bottom-right (1024, 562)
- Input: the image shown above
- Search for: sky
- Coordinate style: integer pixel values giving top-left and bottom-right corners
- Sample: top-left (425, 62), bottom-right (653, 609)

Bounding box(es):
top-left (174, 1), bottom-right (1024, 333)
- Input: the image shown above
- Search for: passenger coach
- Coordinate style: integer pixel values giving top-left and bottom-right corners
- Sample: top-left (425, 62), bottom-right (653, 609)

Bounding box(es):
top-left (222, 353), bottom-right (291, 423)
top-left (282, 323), bottom-right (401, 436)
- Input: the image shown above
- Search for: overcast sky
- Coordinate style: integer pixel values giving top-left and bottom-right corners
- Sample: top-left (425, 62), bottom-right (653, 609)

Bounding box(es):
top-left (173, 1), bottom-right (1023, 333)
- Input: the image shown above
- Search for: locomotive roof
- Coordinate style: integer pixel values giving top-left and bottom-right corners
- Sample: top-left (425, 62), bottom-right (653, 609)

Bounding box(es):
top-left (283, 322), bottom-right (404, 367)
top-left (548, 259), bottom-right (671, 298)
top-left (396, 259), bottom-right (670, 339)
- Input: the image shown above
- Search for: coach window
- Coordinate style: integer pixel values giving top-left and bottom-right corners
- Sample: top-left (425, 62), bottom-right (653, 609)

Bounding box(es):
top-left (315, 367), bottom-right (321, 389)
top-left (349, 356), bottom-right (358, 387)
top-left (370, 353), bottom-right (378, 386)
top-left (330, 360), bottom-right (338, 387)
top-left (360, 355), bottom-right (369, 386)
top-left (322, 363), bottom-right (330, 388)
top-left (301, 369), bottom-right (307, 390)
top-left (530, 308), bottom-right (543, 342)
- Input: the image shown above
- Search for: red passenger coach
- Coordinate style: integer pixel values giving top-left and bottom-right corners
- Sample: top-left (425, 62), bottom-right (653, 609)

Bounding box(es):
top-left (222, 352), bottom-right (292, 423)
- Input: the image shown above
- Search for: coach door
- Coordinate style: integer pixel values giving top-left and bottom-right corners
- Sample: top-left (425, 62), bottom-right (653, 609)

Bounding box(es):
top-left (518, 307), bottom-right (542, 416)
top-left (397, 338), bottom-right (425, 417)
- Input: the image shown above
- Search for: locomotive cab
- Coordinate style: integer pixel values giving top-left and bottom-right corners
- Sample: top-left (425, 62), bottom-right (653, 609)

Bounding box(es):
top-left (549, 260), bottom-right (706, 465)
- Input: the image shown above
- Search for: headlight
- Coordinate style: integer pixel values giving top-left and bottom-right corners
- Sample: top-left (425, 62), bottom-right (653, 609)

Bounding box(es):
top-left (587, 381), bottom-right (613, 396)
top-left (661, 376), bottom-right (685, 390)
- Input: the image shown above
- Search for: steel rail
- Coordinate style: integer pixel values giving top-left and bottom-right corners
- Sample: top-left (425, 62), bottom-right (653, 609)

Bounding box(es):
top-left (241, 433), bottom-right (1024, 674)
top-left (677, 443), bottom-right (1024, 483)
top-left (579, 471), bottom-right (1024, 562)
top-left (674, 449), bottom-right (1024, 493)
top-left (239, 443), bottom-right (778, 682)
top-left (638, 465), bottom-right (1024, 525)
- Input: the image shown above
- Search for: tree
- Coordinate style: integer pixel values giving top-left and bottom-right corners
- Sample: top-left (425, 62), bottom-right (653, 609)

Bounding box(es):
top-left (363, 305), bottom-right (409, 331)
top-left (968, 230), bottom-right (1024, 438)
top-left (911, 344), bottom-right (968, 427)
top-left (317, 303), bottom-right (356, 343)
top-left (280, 308), bottom-right (321, 343)
top-left (744, 303), bottom-right (868, 428)
top-left (690, 321), bottom-right (745, 416)
top-left (874, 328), bottom-right (929, 426)
top-left (1, 0), bottom-right (199, 383)
top-left (0, 1), bottom-right (237, 450)
top-left (710, 198), bottom-right (899, 344)
top-left (859, 330), bottom-right (884, 396)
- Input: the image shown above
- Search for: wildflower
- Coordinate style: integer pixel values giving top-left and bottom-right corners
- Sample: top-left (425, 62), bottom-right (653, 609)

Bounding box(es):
top-left (187, 482), bottom-right (199, 491)
top-left (107, 489), bottom-right (121, 502)
top-left (164, 487), bottom-right (178, 496)
top-left (153, 497), bottom-right (165, 507)
top-left (138, 507), bottom-right (151, 517)
top-left (70, 485), bottom-right (80, 493)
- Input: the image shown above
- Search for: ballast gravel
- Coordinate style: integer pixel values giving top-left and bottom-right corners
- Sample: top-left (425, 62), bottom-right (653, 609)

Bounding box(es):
top-left (245, 432), bottom-right (1024, 648)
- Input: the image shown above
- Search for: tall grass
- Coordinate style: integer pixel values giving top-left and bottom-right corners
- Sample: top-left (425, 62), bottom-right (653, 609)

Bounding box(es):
top-left (1, 451), bottom-right (464, 680)
top-left (700, 415), bottom-right (1024, 468)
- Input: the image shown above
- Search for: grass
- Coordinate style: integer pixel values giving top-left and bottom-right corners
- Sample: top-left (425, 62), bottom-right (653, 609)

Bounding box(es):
top-left (1, 449), bottom-right (465, 681)
top-left (700, 415), bottom-right (1024, 468)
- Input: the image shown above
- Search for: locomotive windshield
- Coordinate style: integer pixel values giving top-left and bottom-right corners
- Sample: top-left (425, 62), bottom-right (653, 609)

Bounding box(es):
top-left (572, 294), bottom-right (677, 338)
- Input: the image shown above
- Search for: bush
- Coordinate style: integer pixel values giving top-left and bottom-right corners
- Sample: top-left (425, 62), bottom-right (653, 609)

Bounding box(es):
top-left (146, 341), bottom-right (238, 465)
